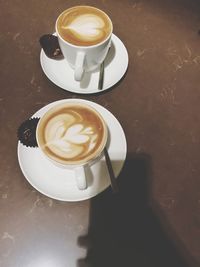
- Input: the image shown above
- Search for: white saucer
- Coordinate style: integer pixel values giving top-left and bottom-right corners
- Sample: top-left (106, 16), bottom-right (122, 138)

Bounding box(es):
top-left (17, 99), bottom-right (127, 201)
top-left (40, 34), bottom-right (128, 94)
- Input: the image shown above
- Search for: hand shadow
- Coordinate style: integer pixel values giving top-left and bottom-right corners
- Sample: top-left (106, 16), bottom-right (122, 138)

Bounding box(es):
top-left (77, 153), bottom-right (195, 267)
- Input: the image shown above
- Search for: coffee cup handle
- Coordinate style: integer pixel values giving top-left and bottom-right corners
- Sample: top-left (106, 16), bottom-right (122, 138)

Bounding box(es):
top-left (74, 166), bottom-right (87, 190)
top-left (74, 51), bottom-right (85, 81)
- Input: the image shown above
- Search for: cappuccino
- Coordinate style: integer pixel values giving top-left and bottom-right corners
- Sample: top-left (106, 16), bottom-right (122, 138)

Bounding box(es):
top-left (37, 102), bottom-right (107, 165)
top-left (56, 6), bottom-right (112, 46)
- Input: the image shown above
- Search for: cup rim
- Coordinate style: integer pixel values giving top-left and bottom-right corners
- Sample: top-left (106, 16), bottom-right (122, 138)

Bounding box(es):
top-left (55, 5), bottom-right (113, 49)
top-left (36, 101), bottom-right (108, 166)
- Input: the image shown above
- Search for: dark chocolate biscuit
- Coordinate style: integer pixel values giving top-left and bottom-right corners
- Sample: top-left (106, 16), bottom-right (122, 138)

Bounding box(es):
top-left (39, 34), bottom-right (63, 59)
top-left (17, 117), bottom-right (40, 147)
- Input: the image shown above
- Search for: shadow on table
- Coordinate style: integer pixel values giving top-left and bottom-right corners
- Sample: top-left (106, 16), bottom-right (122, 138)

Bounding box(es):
top-left (77, 153), bottom-right (195, 267)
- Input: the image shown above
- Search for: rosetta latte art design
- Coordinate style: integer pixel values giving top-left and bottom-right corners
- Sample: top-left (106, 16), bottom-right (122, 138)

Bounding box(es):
top-left (38, 105), bottom-right (106, 164)
top-left (45, 113), bottom-right (98, 160)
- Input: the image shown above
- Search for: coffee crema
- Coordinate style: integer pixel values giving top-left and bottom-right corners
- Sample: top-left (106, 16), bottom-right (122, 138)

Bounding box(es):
top-left (37, 103), bottom-right (107, 165)
top-left (56, 6), bottom-right (112, 46)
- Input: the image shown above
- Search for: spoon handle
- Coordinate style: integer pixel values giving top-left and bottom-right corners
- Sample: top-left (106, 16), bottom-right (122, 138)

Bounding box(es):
top-left (98, 61), bottom-right (104, 90)
top-left (104, 147), bottom-right (119, 193)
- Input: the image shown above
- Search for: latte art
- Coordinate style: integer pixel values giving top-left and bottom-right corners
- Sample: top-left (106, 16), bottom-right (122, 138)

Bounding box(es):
top-left (62, 14), bottom-right (106, 43)
top-left (44, 113), bottom-right (98, 160)
top-left (57, 6), bottom-right (112, 46)
top-left (37, 103), bottom-right (107, 165)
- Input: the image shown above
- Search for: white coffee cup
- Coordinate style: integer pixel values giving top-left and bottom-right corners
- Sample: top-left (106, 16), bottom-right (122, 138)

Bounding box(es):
top-left (36, 100), bottom-right (108, 190)
top-left (55, 6), bottom-right (113, 81)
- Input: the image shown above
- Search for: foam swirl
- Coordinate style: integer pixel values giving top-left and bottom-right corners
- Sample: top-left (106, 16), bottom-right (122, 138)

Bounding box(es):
top-left (57, 6), bottom-right (112, 46)
top-left (44, 112), bottom-right (99, 160)
top-left (62, 14), bottom-right (105, 41)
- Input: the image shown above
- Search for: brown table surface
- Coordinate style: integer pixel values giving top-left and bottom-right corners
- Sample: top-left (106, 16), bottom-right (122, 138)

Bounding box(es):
top-left (1, 0), bottom-right (200, 266)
